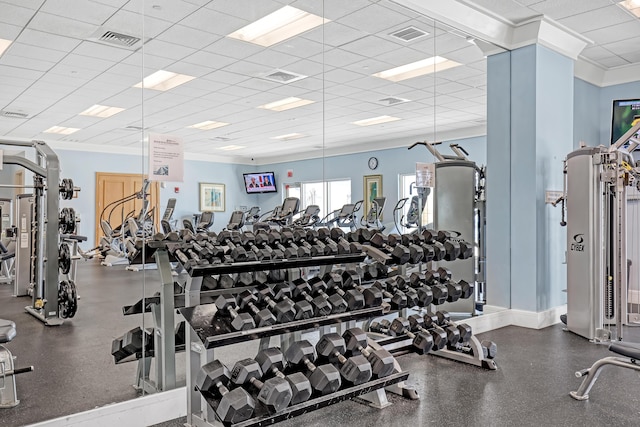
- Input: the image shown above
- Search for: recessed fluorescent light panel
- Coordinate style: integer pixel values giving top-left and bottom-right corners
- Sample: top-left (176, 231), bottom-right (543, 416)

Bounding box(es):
top-left (228, 5), bottom-right (329, 47)
top-left (133, 70), bottom-right (195, 91)
top-left (259, 97), bottom-right (315, 112)
top-left (372, 56), bottom-right (462, 82)
top-left (188, 121), bottom-right (230, 130)
top-left (79, 104), bottom-right (125, 118)
top-left (218, 145), bottom-right (245, 151)
top-left (270, 133), bottom-right (306, 141)
top-left (620, 0), bottom-right (640, 16)
top-left (351, 116), bottom-right (402, 126)
top-left (0, 38), bottom-right (11, 56)
top-left (44, 126), bottom-right (80, 135)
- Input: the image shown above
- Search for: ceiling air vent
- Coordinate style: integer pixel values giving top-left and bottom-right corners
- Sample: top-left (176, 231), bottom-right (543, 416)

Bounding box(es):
top-left (260, 69), bottom-right (307, 84)
top-left (88, 27), bottom-right (143, 50)
top-left (377, 97), bottom-right (410, 106)
top-left (0, 110), bottom-right (29, 119)
top-left (390, 26), bottom-right (429, 42)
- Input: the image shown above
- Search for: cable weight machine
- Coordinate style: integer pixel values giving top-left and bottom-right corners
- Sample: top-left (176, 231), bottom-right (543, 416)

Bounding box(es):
top-left (0, 138), bottom-right (81, 325)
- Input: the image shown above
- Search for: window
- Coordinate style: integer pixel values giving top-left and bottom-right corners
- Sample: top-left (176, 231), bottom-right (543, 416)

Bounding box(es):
top-left (399, 173), bottom-right (432, 233)
top-left (300, 179), bottom-right (351, 218)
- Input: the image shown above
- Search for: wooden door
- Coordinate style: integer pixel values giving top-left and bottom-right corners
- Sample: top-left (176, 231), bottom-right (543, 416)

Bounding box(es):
top-left (95, 172), bottom-right (160, 245)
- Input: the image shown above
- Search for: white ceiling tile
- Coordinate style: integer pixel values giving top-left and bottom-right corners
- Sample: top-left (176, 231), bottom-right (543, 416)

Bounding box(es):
top-left (601, 39), bottom-right (640, 56)
top-left (272, 37), bottom-right (326, 59)
top-left (582, 21), bottom-right (640, 46)
top-left (72, 41), bottom-right (134, 62)
top-left (246, 49), bottom-right (301, 69)
top-left (309, 48), bottom-right (367, 68)
top-left (528, 0), bottom-right (613, 20)
top-left (27, 11), bottom-right (97, 39)
top-left (156, 24), bottom-right (221, 50)
top-left (17, 28), bottom-right (82, 52)
top-left (338, 3), bottom-right (414, 35)
top-left (203, 0), bottom-right (281, 22)
top-left (0, 54), bottom-right (55, 72)
top-left (123, 0), bottom-right (201, 24)
top-left (340, 35), bottom-right (403, 58)
top-left (301, 22), bottom-right (369, 47)
top-left (204, 38), bottom-right (264, 60)
top-left (597, 56), bottom-right (630, 68)
top-left (558, 5), bottom-right (633, 33)
top-left (179, 8), bottom-right (249, 37)
top-left (619, 51), bottom-right (640, 63)
top-left (41, 0), bottom-right (117, 25)
top-left (322, 68), bottom-right (363, 84)
top-left (0, 2), bottom-right (37, 27)
top-left (0, 23), bottom-right (22, 40)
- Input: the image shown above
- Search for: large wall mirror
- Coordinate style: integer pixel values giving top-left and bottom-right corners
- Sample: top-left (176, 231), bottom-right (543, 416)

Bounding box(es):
top-left (0, 0), bottom-right (490, 425)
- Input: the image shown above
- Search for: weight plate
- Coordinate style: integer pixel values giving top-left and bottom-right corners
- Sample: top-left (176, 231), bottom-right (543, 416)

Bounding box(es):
top-left (58, 243), bottom-right (71, 274)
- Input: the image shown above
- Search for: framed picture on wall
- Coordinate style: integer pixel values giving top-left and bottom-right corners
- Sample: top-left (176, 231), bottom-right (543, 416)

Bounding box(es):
top-left (199, 182), bottom-right (225, 212)
top-left (363, 174), bottom-right (383, 218)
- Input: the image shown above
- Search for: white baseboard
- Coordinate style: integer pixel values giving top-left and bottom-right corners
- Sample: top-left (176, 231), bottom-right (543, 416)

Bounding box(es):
top-left (26, 387), bottom-right (186, 427)
top-left (463, 304), bottom-right (566, 334)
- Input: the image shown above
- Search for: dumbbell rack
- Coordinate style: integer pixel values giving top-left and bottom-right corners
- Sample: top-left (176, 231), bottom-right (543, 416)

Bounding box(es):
top-left (173, 247), bottom-right (418, 427)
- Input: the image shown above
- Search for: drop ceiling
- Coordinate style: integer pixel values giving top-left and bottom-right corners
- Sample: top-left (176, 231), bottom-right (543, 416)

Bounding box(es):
top-left (0, 0), bottom-right (638, 164)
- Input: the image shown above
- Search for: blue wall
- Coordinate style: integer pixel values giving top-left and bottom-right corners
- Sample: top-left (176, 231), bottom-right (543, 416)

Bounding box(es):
top-left (574, 78), bottom-right (600, 148)
top-left (56, 149), bottom-right (254, 245)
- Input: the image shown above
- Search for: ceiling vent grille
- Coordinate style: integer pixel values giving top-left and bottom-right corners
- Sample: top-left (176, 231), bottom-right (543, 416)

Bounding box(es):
top-left (377, 97), bottom-right (410, 106)
top-left (0, 110), bottom-right (29, 119)
top-left (260, 69), bottom-right (307, 84)
top-left (390, 26), bottom-right (429, 42)
top-left (88, 27), bottom-right (143, 49)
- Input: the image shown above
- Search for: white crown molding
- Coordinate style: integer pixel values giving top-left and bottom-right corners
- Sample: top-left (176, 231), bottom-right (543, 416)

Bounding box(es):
top-left (511, 17), bottom-right (591, 60)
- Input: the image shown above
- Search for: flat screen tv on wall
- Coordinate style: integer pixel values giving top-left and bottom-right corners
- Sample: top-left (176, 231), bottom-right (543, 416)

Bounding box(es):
top-left (611, 99), bottom-right (640, 144)
top-left (243, 172), bottom-right (277, 194)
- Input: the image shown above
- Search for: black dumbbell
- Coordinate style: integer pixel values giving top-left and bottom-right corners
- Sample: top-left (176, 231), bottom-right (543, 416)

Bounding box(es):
top-left (215, 294), bottom-right (256, 331)
top-left (407, 314), bottom-right (447, 351)
top-left (444, 281), bottom-right (463, 302)
top-left (241, 231), bottom-right (272, 260)
top-left (255, 348), bottom-right (312, 405)
top-left (457, 279), bottom-right (474, 299)
top-left (369, 319), bottom-right (391, 333)
top-left (317, 228), bottom-right (348, 254)
top-left (307, 229), bottom-right (337, 254)
top-left (349, 227), bottom-right (374, 243)
top-left (255, 231), bottom-right (285, 259)
top-left (342, 327), bottom-right (396, 378)
top-left (388, 234), bottom-right (423, 264)
top-left (458, 240), bottom-right (473, 259)
top-left (369, 232), bottom-right (410, 264)
top-left (285, 340), bottom-right (341, 396)
top-left (196, 360), bottom-right (255, 423)
top-left (280, 229), bottom-right (311, 257)
top-left (230, 359), bottom-right (293, 413)
top-left (316, 333), bottom-right (372, 385)
top-left (436, 311), bottom-right (473, 344)
top-left (400, 234), bottom-right (430, 263)
top-left (218, 230), bottom-right (251, 262)
top-left (292, 228), bottom-right (326, 256)
top-left (372, 280), bottom-right (407, 309)
top-left (389, 317), bottom-right (434, 355)
top-left (420, 313), bottom-right (449, 350)
top-left (330, 228), bottom-right (362, 253)
top-left (273, 283), bottom-right (314, 320)
top-left (168, 244), bottom-right (208, 269)
top-left (237, 290), bottom-right (277, 327)
top-left (321, 274), bottom-right (364, 310)
top-left (291, 278), bottom-right (333, 316)
top-left (255, 286), bottom-right (297, 323)
top-left (389, 277), bottom-right (420, 308)
top-left (327, 271), bottom-right (384, 308)
top-left (267, 230), bottom-right (298, 259)
top-left (308, 277), bottom-right (348, 314)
